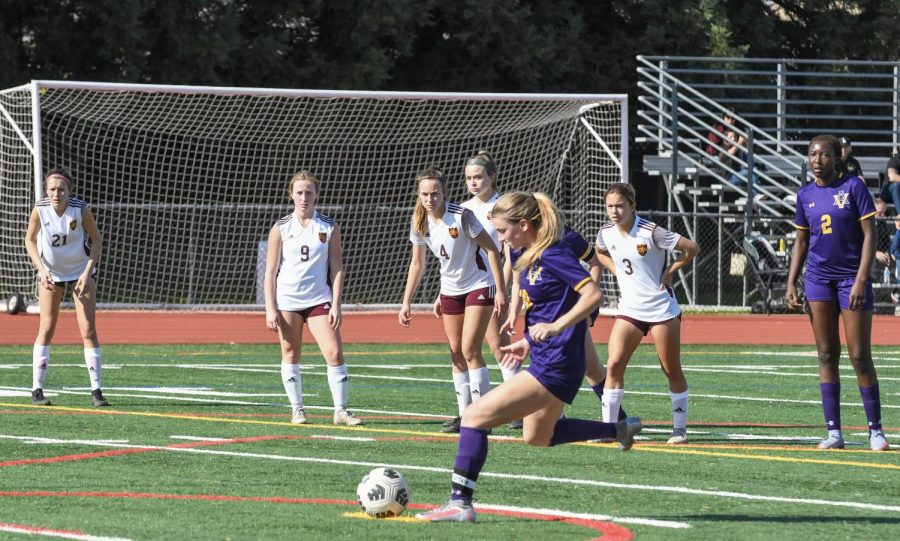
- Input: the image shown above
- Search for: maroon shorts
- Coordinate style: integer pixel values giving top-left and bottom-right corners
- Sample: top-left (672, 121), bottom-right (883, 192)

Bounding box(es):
top-left (616, 313), bottom-right (682, 336)
top-left (440, 286), bottom-right (495, 315)
top-left (289, 301), bottom-right (332, 320)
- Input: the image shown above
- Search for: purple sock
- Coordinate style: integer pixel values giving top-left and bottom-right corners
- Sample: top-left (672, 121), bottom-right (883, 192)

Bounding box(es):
top-left (549, 417), bottom-right (617, 446)
top-left (819, 382), bottom-right (841, 431)
top-left (859, 383), bottom-right (883, 430)
top-left (450, 427), bottom-right (489, 501)
top-left (591, 380), bottom-right (605, 402)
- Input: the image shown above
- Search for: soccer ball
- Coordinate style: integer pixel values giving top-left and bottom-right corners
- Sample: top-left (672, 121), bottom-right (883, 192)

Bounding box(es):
top-left (356, 467), bottom-right (410, 518)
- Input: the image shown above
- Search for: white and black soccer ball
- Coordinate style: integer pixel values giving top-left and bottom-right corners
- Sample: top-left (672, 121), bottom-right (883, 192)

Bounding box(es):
top-left (356, 467), bottom-right (410, 518)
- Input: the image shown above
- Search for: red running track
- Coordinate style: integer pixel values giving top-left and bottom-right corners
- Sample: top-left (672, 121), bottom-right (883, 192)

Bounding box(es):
top-left (1, 311), bottom-right (898, 345)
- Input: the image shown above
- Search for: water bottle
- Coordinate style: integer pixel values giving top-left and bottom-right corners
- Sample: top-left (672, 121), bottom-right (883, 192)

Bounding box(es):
top-left (884, 266), bottom-right (892, 284)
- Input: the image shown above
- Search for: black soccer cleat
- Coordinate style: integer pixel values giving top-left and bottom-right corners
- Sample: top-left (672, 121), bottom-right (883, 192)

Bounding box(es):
top-left (31, 388), bottom-right (51, 406)
top-left (91, 389), bottom-right (110, 407)
top-left (441, 416), bottom-right (461, 433)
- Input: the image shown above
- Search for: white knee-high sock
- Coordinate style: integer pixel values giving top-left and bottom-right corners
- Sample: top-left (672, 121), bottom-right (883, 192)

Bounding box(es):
top-left (33, 344), bottom-right (50, 390)
top-left (499, 364), bottom-right (520, 382)
top-left (327, 364), bottom-right (349, 411)
top-left (469, 366), bottom-right (491, 402)
top-left (452, 371), bottom-right (471, 416)
top-left (281, 363), bottom-right (303, 408)
top-left (670, 389), bottom-right (689, 429)
top-left (602, 388), bottom-right (625, 423)
top-left (84, 347), bottom-right (102, 390)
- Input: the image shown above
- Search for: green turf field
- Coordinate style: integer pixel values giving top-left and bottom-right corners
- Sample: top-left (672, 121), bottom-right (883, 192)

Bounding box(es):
top-left (1, 343), bottom-right (898, 540)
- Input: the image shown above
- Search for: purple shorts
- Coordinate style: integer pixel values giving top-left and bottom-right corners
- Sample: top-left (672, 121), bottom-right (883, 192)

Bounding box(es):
top-left (440, 286), bottom-right (495, 315)
top-left (804, 274), bottom-right (873, 311)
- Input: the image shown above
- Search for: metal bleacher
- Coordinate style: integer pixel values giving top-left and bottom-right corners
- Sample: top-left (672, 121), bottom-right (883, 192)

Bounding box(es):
top-left (636, 56), bottom-right (900, 218)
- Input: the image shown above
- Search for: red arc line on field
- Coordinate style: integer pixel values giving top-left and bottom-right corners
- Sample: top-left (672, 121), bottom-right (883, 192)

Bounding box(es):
top-left (0, 491), bottom-right (633, 541)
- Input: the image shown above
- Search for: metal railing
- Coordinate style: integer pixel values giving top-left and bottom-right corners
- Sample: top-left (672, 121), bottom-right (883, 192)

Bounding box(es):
top-left (639, 56), bottom-right (900, 155)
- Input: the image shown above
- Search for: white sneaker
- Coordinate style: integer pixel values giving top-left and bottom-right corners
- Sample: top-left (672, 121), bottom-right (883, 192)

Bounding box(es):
top-left (333, 409), bottom-right (363, 426)
top-left (817, 434), bottom-right (845, 449)
top-left (291, 407), bottom-right (307, 424)
top-left (667, 428), bottom-right (688, 444)
top-left (415, 500), bottom-right (476, 523)
top-left (870, 429), bottom-right (889, 451)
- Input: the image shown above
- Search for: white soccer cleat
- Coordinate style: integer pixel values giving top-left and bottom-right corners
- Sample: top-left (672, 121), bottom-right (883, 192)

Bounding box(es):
top-left (415, 500), bottom-right (476, 523)
top-left (291, 407), bottom-right (307, 424)
top-left (817, 434), bottom-right (845, 449)
top-left (667, 428), bottom-right (688, 445)
top-left (869, 429), bottom-right (889, 451)
top-left (333, 409), bottom-right (363, 426)
top-left (616, 416), bottom-right (642, 451)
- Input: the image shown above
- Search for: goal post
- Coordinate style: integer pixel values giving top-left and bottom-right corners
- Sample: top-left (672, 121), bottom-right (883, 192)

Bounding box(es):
top-left (0, 80), bottom-right (628, 310)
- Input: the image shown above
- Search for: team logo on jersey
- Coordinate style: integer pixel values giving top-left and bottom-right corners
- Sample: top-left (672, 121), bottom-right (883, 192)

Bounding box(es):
top-left (448, 226), bottom-right (459, 239)
top-left (318, 232), bottom-right (327, 243)
top-left (69, 220), bottom-right (77, 230)
top-left (832, 190), bottom-right (849, 209)
top-left (636, 243), bottom-right (648, 256)
top-left (527, 265), bottom-right (543, 285)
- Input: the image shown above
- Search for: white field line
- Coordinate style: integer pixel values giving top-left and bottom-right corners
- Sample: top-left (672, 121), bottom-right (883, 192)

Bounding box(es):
top-left (3, 434), bottom-right (899, 517)
top-left (0, 523), bottom-right (133, 541)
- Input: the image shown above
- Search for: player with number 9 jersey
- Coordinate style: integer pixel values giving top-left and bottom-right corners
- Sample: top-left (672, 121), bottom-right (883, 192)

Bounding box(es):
top-left (274, 211), bottom-right (335, 311)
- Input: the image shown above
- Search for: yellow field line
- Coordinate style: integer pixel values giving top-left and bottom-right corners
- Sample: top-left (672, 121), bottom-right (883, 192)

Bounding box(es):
top-left (3, 402), bottom-right (897, 470)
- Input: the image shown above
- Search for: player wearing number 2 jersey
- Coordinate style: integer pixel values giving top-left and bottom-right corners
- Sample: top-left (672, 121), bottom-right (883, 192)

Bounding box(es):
top-left (24, 169), bottom-right (108, 408)
top-left (596, 182), bottom-right (699, 444)
top-left (399, 166), bottom-right (507, 433)
top-left (786, 135), bottom-right (888, 451)
top-left (264, 170), bottom-right (362, 427)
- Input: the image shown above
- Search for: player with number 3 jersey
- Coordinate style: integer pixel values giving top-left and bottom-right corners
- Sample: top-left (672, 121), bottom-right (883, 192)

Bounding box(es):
top-left (596, 182), bottom-right (699, 444)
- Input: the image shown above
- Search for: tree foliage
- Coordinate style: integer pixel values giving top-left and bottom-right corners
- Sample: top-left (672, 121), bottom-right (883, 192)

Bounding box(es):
top-left (4, 0), bottom-right (899, 92)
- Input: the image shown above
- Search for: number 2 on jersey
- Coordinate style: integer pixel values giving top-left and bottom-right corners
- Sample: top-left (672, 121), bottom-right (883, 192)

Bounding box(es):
top-left (820, 214), bottom-right (832, 234)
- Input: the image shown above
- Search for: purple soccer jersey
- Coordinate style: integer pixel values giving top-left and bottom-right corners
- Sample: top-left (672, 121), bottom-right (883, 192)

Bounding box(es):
top-left (514, 240), bottom-right (592, 404)
top-left (794, 174), bottom-right (876, 280)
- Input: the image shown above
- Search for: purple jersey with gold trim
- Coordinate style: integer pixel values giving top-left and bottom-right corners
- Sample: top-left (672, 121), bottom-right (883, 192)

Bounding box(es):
top-left (516, 240), bottom-right (592, 402)
top-left (794, 175), bottom-right (876, 280)
top-left (509, 226), bottom-right (594, 265)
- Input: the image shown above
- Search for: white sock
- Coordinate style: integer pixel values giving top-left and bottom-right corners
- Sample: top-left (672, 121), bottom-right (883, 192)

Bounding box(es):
top-left (327, 364), bottom-right (349, 412)
top-left (469, 366), bottom-right (491, 402)
top-left (602, 388), bottom-right (625, 423)
top-left (84, 347), bottom-right (102, 390)
top-left (33, 343), bottom-right (50, 390)
top-left (499, 364), bottom-right (520, 382)
top-left (670, 389), bottom-right (689, 430)
top-left (281, 363), bottom-right (302, 408)
top-left (452, 371), bottom-right (471, 416)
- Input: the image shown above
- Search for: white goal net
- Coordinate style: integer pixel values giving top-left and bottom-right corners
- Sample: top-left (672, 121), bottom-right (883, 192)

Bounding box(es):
top-left (0, 81), bottom-right (627, 309)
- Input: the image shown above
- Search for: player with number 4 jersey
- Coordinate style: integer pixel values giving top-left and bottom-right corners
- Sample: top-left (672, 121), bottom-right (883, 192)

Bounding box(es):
top-left (400, 166), bottom-right (506, 433)
top-left (596, 183), bottom-right (699, 444)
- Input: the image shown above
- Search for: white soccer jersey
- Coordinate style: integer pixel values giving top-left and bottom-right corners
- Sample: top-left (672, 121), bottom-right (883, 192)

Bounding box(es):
top-left (410, 202), bottom-right (493, 295)
top-left (596, 216), bottom-right (682, 321)
top-left (275, 211), bottom-right (335, 311)
top-left (461, 193), bottom-right (501, 251)
top-left (36, 196), bottom-right (93, 282)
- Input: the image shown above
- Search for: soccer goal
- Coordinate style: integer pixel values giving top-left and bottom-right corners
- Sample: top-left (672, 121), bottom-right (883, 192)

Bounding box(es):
top-left (0, 81), bottom-right (628, 310)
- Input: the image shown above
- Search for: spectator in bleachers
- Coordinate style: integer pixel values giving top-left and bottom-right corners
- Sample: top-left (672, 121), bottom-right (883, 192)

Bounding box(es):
top-left (881, 148), bottom-right (900, 210)
top-left (839, 137), bottom-right (865, 183)
top-left (874, 197), bottom-right (894, 277)
top-left (720, 119), bottom-right (759, 190)
top-left (704, 111), bottom-right (729, 159)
